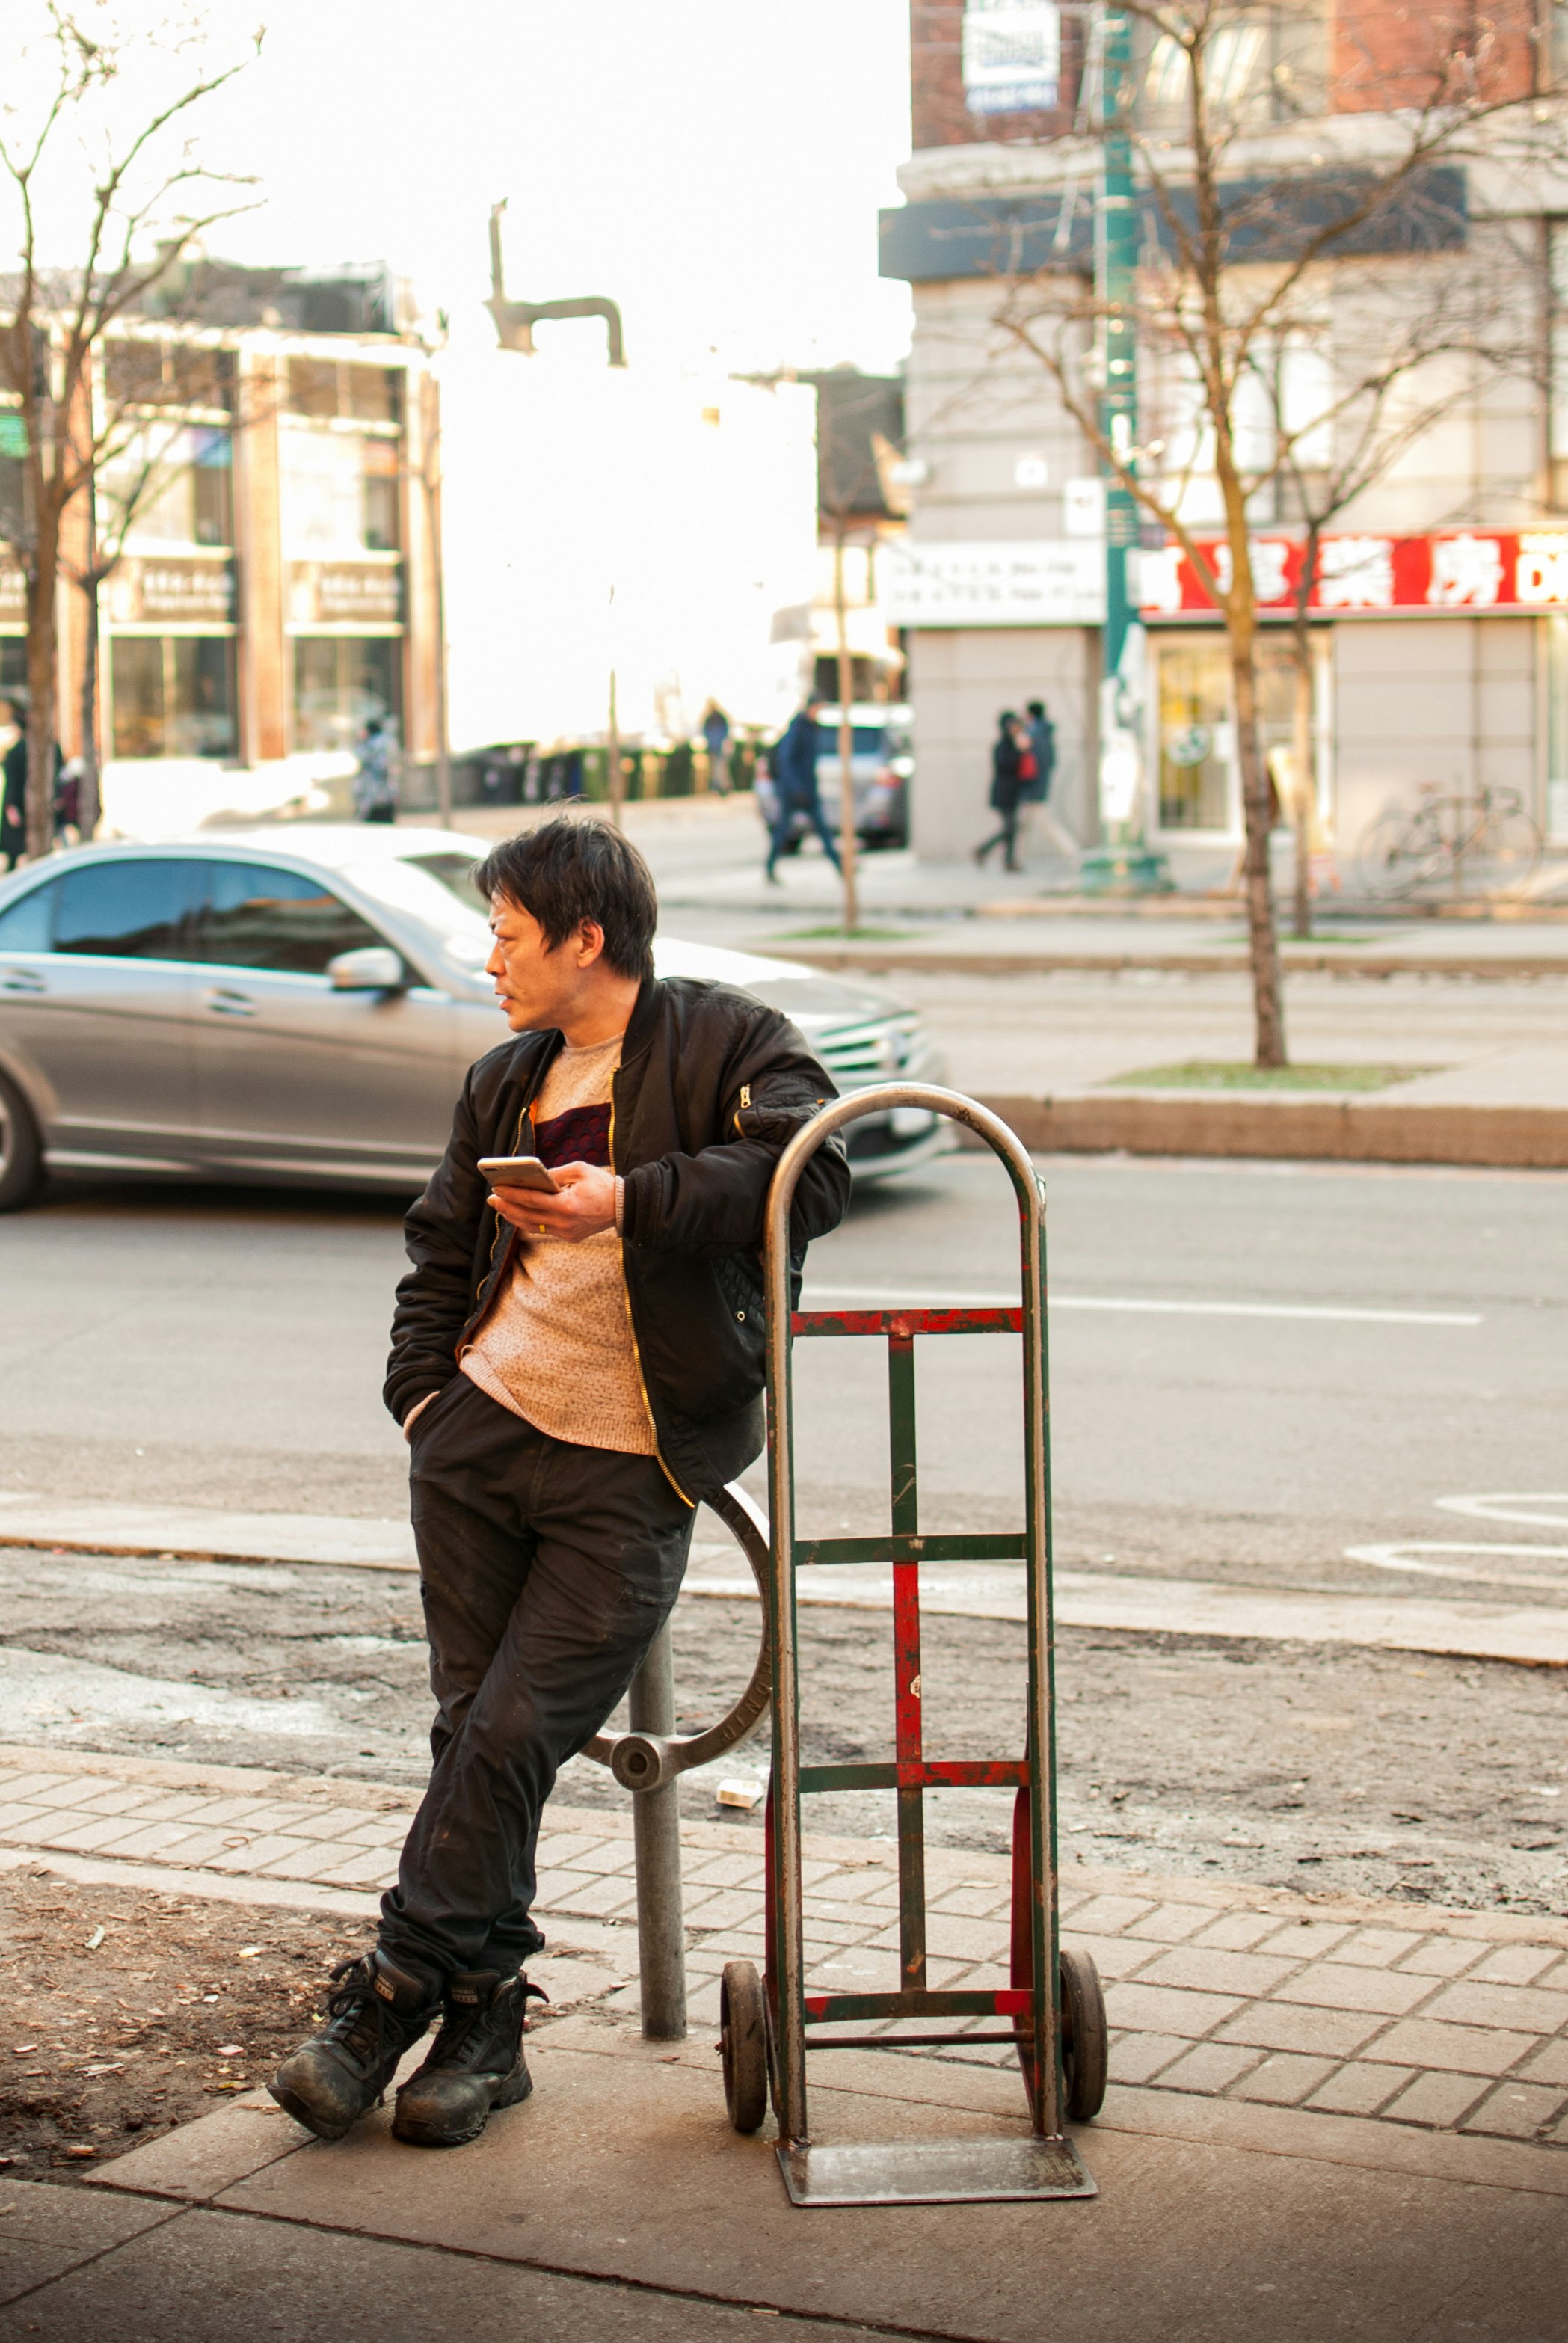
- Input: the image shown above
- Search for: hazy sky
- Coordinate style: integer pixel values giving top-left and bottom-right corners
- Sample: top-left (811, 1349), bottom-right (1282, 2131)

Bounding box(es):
top-left (49, 0), bottom-right (917, 378)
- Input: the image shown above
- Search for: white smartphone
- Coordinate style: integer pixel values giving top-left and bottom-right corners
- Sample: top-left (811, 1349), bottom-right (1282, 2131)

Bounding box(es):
top-left (478, 1155), bottom-right (561, 1194)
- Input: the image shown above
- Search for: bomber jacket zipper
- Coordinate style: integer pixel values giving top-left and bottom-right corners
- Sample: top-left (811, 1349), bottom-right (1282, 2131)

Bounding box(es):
top-left (610, 1078), bottom-right (695, 1510)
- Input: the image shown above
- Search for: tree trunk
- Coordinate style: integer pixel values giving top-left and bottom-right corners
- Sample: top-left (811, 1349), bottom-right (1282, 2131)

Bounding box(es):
top-left (834, 529), bottom-right (858, 934)
top-left (78, 574), bottom-right (101, 841)
top-left (1226, 604), bottom-right (1287, 1067)
top-left (24, 537), bottom-right (58, 863)
top-left (1290, 624), bottom-right (1313, 942)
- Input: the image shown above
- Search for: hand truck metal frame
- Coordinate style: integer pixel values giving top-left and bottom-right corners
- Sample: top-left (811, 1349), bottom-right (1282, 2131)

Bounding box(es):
top-left (719, 1083), bottom-right (1105, 2208)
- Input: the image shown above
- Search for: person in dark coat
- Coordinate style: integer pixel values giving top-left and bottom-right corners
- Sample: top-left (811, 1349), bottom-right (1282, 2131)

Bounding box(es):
top-left (1, 704), bottom-right (29, 872)
top-left (700, 699), bottom-right (731, 793)
top-left (1024, 700), bottom-right (1057, 804)
top-left (764, 698), bottom-right (842, 882)
top-left (974, 711), bottom-right (1027, 871)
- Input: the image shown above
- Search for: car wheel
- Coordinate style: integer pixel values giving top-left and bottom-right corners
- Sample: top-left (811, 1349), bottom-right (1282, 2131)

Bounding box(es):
top-left (0, 1067), bottom-right (43, 1212)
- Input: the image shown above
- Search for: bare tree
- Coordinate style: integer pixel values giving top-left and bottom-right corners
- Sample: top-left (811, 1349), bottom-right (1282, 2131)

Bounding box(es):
top-left (0, 4), bottom-right (259, 858)
top-left (1260, 253), bottom-right (1539, 936)
top-left (997, 0), bottom-right (1564, 1065)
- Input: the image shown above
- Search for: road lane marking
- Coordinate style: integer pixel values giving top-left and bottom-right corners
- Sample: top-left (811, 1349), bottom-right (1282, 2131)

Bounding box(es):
top-left (804, 1285), bottom-right (1481, 1327)
top-left (1347, 1493), bottom-right (1568, 1593)
top-left (1435, 1494), bottom-right (1568, 1529)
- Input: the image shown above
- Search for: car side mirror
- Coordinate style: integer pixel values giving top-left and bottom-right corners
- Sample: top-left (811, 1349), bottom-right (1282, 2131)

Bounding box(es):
top-left (327, 945), bottom-right (405, 992)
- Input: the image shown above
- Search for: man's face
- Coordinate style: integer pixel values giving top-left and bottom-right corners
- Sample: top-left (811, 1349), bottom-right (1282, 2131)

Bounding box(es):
top-left (485, 894), bottom-right (598, 1031)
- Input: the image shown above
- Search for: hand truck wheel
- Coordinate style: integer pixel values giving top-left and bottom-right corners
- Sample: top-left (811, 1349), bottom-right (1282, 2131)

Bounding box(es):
top-left (719, 1959), bottom-right (769, 2134)
top-left (1060, 1946), bottom-right (1108, 2122)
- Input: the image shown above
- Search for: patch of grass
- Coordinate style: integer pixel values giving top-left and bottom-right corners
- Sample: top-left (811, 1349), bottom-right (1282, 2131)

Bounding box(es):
top-left (1107, 1060), bottom-right (1445, 1093)
top-left (776, 924), bottom-right (915, 942)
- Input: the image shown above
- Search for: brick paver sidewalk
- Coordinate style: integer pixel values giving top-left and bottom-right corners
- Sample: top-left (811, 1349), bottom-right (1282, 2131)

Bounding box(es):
top-left (1, 1742), bottom-right (1564, 2157)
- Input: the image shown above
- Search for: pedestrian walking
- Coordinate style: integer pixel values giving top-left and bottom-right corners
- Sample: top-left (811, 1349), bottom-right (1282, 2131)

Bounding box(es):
top-left (269, 816), bottom-right (851, 2152)
top-left (974, 710), bottom-right (1028, 871)
top-left (765, 697), bottom-right (841, 882)
top-left (0, 701), bottom-right (25, 873)
top-left (351, 716), bottom-right (399, 823)
top-left (700, 698), bottom-right (731, 793)
top-left (1023, 700), bottom-right (1056, 803)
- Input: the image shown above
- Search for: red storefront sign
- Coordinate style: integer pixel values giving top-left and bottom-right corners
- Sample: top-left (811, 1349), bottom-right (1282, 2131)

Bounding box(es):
top-left (1140, 531), bottom-right (1568, 618)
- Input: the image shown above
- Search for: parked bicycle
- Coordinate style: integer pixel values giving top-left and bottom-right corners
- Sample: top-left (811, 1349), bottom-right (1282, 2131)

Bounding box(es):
top-left (1353, 783), bottom-right (1543, 902)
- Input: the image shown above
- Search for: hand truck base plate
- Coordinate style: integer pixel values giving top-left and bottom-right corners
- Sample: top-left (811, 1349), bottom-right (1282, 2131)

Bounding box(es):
top-left (777, 2133), bottom-right (1095, 2209)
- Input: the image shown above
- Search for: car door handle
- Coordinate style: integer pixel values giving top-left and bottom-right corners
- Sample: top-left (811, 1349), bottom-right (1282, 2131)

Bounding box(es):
top-left (0, 966), bottom-right (46, 995)
top-left (203, 987), bottom-right (256, 1018)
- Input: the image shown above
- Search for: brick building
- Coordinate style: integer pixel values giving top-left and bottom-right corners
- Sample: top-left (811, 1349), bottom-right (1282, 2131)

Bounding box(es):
top-left (0, 265), bottom-right (440, 838)
top-left (886, 3), bottom-right (1568, 865)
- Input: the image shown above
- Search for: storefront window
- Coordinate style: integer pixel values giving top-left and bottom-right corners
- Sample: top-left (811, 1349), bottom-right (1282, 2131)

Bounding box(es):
top-left (1157, 643), bottom-right (1233, 829)
top-left (280, 429), bottom-right (400, 553)
top-left (1545, 614), bottom-right (1568, 842)
top-left (110, 636), bottom-right (236, 759)
top-left (100, 425), bottom-right (233, 548)
top-left (292, 636), bottom-right (401, 754)
top-left (1155, 635), bottom-right (1312, 834)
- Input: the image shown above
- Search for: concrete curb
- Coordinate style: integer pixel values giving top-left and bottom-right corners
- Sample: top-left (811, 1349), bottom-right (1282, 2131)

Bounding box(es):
top-left (773, 943), bottom-right (1568, 979)
top-left (968, 1092), bottom-right (1568, 1168)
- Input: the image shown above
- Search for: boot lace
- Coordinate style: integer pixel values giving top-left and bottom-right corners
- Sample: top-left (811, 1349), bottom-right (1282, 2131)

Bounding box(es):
top-left (322, 1957), bottom-right (406, 2067)
top-left (426, 1977), bottom-right (547, 2073)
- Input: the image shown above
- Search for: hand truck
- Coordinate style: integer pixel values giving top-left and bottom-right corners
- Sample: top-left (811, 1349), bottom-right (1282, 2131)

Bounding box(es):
top-left (718, 1084), bottom-right (1107, 2208)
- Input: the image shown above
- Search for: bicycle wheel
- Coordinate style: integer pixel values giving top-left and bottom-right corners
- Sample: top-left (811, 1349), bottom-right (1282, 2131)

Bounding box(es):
top-left (1459, 806), bottom-right (1543, 900)
top-left (1353, 807), bottom-right (1444, 900)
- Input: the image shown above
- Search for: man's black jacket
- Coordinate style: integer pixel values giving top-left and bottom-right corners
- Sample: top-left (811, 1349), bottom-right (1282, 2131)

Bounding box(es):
top-left (384, 974), bottom-right (852, 1502)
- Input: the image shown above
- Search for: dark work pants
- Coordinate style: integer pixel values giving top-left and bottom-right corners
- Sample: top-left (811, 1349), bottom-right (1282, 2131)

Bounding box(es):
top-left (766, 790), bottom-right (840, 876)
top-left (378, 1376), bottom-right (695, 1989)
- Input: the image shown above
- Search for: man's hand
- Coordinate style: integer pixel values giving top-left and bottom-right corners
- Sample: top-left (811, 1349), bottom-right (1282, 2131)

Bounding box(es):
top-left (488, 1160), bottom-right (618, 1244)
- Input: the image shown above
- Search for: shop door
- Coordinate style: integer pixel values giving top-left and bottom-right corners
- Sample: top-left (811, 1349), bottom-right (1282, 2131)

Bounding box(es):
top-left (1153, 637), bottom-right (1319, 840)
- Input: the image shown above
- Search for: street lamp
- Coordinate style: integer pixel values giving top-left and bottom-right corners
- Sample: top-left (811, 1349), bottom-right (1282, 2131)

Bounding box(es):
top-left (1080, 7), bottom-right (1170, 896)
top-left (486, 200), bottom-right (630, 823)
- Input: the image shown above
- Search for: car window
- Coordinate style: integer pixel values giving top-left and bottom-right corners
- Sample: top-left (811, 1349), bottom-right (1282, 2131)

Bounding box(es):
top-left (814, 725), bottom-right (886, 755)
top-left (197, 861), bottom-right (385, 975)
top-left (0, 882), bottom-right (53, 951)
top-left (399, 851), bottom-right (489, 919)
top-left (52, 859), bottom-right (203, 960)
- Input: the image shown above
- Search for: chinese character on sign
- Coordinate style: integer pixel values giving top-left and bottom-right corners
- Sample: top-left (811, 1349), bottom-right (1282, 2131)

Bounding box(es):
top-left (1514, 533), bottom-right (1568, 606)
top-left (1139, 545), bottom-right (1183, 614)
top-left (1316, 536), bottom-right (1395, 609)
top-left (1249, 540), bottom-right (1292, 604)
top-left (1427, 534), bottom-right (1504, 608)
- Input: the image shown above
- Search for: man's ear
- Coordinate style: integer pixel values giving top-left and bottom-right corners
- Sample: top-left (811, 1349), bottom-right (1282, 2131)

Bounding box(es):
top-left (576, 918), bottom-right (607, 967)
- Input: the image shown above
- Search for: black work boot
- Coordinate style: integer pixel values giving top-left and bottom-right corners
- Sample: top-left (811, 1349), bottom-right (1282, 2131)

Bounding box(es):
top-left (268, 1950), bottom-right (437, 2142)
top-left (392, 1969), bottom-right (545, 2148)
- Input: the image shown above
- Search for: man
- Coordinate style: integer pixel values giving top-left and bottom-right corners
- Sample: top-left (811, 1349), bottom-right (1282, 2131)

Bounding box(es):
top-left (1, 703), bottom-right (27, 872)
top-left (1024, 701), bottom-right (1056, 805)
top-left (764, 695), bottom-right (841, 882)
top-left (270, 817), bottom-right (849, 2150)
top-left (351, 716), bottom-right (398, 823)
top-left (974, 710), bottom-right (1027, 872)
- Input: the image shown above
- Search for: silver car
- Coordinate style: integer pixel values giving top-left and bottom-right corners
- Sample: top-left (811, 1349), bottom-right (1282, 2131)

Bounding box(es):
top-left (0, 826), bottom-right (950, 1209)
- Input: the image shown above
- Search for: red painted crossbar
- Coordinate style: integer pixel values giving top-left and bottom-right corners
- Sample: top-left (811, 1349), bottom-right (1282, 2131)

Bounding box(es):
top-left (793, 1306), bottom-right (1022, 1339)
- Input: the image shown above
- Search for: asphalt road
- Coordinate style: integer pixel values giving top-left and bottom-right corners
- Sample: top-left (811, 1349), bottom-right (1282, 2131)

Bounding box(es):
top-left (1, 1150), bottom-right (1564, 1909)
top-left (4, 1147), bottom-right (1563, 1591)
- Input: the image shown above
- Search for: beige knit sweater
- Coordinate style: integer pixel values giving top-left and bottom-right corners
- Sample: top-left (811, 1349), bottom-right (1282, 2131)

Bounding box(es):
top-left (458, 1032), bottom-right (655, 1455)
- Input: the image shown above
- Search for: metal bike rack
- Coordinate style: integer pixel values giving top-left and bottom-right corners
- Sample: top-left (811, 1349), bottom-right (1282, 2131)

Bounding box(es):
top-left (582, 1481), bottom-right (772, 2038)
top-left (718, 1083), bottom-right (1104, 2208)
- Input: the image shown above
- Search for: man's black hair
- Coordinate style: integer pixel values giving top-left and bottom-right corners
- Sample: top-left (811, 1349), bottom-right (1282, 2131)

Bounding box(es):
top-left (1026, 699), bottom-right (1046, 717)
top-left (473, 816), bottom-right (658, 983)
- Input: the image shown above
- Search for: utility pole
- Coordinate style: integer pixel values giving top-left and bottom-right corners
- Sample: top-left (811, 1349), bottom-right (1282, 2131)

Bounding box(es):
top-left (832, 526), bottom-right (859, 933)
top-left (1081, 6), bottom-right (1169, 894)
